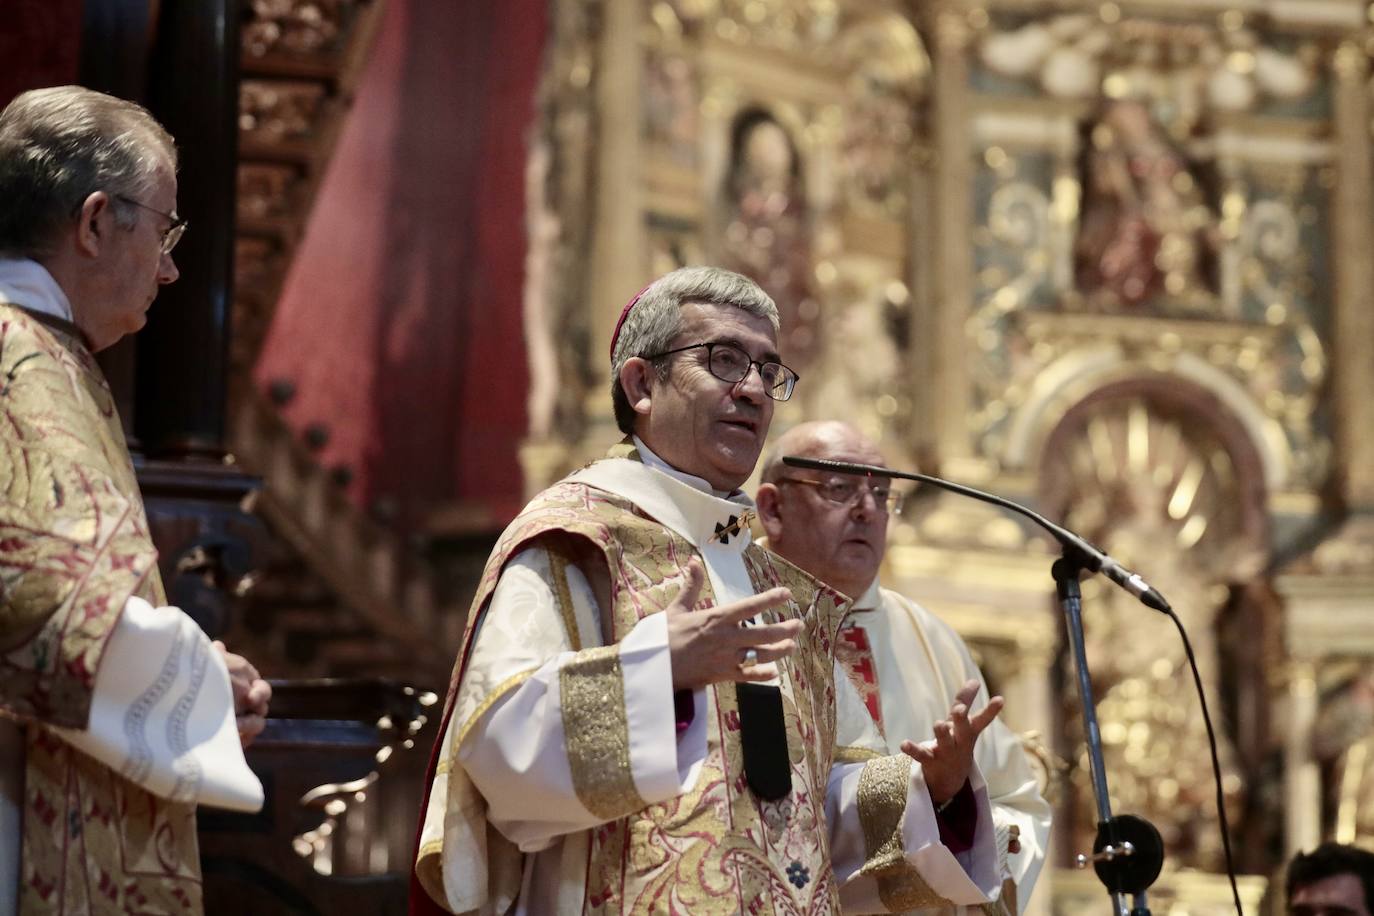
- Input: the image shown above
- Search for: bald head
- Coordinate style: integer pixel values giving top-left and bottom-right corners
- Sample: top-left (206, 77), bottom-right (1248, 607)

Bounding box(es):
top-left (761, 421), bottom-right (884, 484)
top-left (757, 421), bottom-right (891, 600)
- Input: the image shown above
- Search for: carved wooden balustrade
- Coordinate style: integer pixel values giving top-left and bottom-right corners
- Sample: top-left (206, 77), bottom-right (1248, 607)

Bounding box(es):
top-left (198, 679), bottom-right (439, 916)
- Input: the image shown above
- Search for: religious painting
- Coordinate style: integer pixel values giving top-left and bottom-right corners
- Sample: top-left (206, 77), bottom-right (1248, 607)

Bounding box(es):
top-left (720, 108), bottom-right (820, 370)
top-left (643, 47), bottom-right (699, 167)
top-left (1073, 99), bottom-right (1220, 314)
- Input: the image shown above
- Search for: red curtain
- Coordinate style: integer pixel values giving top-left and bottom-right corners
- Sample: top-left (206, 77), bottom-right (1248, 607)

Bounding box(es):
top-left (255, 0), bottom-right (545, 532)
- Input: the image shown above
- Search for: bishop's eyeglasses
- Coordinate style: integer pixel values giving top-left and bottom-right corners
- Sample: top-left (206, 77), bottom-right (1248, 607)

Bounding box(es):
top-left (776, 476), bottom-right (904, 514)
top-left (644, 341), bottom-right (800, 401)
top-left (116, 195), bottom-right (188, 255)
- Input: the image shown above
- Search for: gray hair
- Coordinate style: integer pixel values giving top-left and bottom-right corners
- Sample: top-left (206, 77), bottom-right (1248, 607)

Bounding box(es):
top-left (0, 85), bottom-right (177, 259)
top-left (610, 266), bottom-right (779, 434)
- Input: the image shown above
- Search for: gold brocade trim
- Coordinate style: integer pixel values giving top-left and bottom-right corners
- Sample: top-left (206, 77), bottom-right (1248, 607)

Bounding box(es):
top-left (414, 837), bottom-right (446, 909)
top-left (453, 670), bottom-right (537, 754)
top-left (549, 550), bottom-right (583, 651)
top-left (605, 438), bottom-right (641, 462)
top-left (856, 754), bottom-right (952, 911)
top-left (856, 754), bottom-right (909, 871)
top-left (560, 645), bottom-right (647, 820)
top-left (834, 745), bottom-right (882, 764)
top-left (878, 867), bottom-right (950, 913)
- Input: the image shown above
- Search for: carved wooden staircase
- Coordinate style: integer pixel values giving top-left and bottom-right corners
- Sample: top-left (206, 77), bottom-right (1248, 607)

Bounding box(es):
top-left (226, 0), bottom-right (477, 688)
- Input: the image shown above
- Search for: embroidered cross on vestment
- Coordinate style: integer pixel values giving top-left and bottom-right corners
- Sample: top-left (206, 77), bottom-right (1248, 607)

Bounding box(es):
top-left (713, 509), bottom-right (755, 544)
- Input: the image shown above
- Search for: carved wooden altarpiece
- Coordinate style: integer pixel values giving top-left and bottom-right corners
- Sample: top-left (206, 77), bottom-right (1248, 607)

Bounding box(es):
top-left (524, 0), bottom-right (1374, 912)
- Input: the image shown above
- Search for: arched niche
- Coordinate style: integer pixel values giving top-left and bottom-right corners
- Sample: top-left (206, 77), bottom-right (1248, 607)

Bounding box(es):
top-left (1036, 374), bottom-right (1275, 871)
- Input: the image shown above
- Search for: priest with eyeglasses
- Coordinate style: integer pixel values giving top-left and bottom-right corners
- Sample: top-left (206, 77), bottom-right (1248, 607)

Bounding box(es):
top-left (756, 421), bottom-right (1052, 915)
top-left (0, 86), bottom-right (266, 916)
top-left (411, 266), bottom-right (1004, 915)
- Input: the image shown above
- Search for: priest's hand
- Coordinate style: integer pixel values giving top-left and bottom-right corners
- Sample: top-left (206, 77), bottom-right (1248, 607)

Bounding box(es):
top-left (666, 559), bottom-right (801, 691)
top-left (214, 641), bottom-right (272, 748)
top-left (898, 679), bottom-right (1004, 805)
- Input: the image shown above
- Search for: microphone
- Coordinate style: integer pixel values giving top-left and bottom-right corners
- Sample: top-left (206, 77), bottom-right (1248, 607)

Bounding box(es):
top-left (780, 455), bottom-right (1169, 613)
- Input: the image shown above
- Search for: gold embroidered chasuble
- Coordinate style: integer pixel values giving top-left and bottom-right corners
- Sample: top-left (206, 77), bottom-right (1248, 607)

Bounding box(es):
top-left (0, 303), bottom-right (203, 915)
top-left (413, 444), bottom-right (952, 915)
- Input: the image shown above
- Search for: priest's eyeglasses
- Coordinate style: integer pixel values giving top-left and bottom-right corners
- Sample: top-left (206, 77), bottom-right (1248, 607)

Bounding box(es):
top-left (777, 476), bottom-right (904, 514)
top-left (645, 341), bottom-right (800, 401)
top-left (116, 195), bottom-right (188, 255)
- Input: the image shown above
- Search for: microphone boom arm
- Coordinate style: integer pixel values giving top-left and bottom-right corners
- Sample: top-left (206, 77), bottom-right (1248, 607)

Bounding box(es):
top-left (780, 455), bottom-right (1168, 612)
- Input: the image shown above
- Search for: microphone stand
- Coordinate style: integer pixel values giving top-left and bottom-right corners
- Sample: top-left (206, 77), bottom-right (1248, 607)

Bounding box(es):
top-left (782, 456), bottom-right (1166, 915)
top-left (1053, 553), bottom-right (1163, 916)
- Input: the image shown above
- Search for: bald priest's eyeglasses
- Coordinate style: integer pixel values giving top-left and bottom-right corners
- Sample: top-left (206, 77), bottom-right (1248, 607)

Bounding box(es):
top-left (777, 476), bottom-right (904, 514)
top-left (645, 341), bottom-right (800, 401)
top-left (116, 195), bottom-right (188, 255)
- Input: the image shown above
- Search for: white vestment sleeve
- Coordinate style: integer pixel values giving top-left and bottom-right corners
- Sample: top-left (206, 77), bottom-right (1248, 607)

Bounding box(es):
top-left (457, 548), bottom-right (706, 853)
top-left (827, 662), bottom-right (1000, 912)
top-left (977, 717), bottom-right (1052, 913)
top-left (47, 596), bottom-right (263, 812)
top-left (828, 758), bottom-right (1001, 912)
top-left (863, 590), bottom-right (1053, 913)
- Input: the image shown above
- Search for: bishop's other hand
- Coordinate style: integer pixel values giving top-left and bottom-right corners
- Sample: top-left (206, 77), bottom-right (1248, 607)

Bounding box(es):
top-left (899, 679), bottom-right (1004, 805)
top-left (666, 559), bottom-right (801, 691)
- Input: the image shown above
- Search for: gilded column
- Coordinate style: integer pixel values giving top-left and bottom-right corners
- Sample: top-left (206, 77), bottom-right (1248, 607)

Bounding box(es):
top-left (1329, 43), bottom-right (1374, 508)
top-left (1008, 640), bottom-right (1055, 916)
top-left (919, 1), bottom-right (976, 466)
top-left (1284, 661), bottom-right (1322, 855)
top-left (587, 0), bottom-right (646, 420)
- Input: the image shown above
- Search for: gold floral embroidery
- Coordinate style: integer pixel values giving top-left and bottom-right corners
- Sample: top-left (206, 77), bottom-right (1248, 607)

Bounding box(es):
top-left (0, 306), bottom-right (161, 728)
top-left (855, 753), bottom-right (953, 911)
top-left (560, 645), bottom-right (647, 819)
top-left (22, 704), bottom-right (202, 914)
top-left (3, 307), bottom-right (200, 916)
